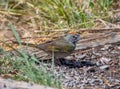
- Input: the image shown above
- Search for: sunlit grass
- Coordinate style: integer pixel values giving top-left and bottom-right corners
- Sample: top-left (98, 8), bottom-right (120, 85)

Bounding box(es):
top-left (0, 0), bottom-right (114, 29)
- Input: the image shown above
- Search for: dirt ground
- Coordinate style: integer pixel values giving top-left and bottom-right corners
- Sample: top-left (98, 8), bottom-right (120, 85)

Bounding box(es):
top-left (38, 43), bottom-right (120, 89)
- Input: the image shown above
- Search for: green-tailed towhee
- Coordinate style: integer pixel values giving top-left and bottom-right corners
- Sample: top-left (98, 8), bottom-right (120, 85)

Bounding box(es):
top-left (13, 33), bottom-right (80, 65)
top-left (36, 33), bottom-right (80, 59)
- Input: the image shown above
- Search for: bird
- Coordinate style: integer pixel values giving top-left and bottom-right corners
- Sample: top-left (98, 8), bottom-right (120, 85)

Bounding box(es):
top-left (13, 33), bottom-right (80, 65)
top-left (36, 33), bottom-right (80, 59)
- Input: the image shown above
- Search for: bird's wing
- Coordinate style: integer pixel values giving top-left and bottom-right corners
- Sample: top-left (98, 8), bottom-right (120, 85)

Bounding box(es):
top-left (37, 39), bottom-right (74, 53)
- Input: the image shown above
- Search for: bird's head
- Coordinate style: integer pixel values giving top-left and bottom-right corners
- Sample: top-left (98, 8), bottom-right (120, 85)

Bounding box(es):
top-left (64, 33), bottom-right (80, 44)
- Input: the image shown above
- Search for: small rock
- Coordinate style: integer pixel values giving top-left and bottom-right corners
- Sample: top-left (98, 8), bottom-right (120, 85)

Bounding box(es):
top-left (101, 44), bottom-right (112, 50)
top-left (93, 52), bottom-right (102, 57)
top-left (117, 46), bottom-right (120, 50)
top-left (118, 56), bottom-right (120, 59)
top-left (99, 65), bottom-right (109, 71)
top-left (110, 50), bottom-right (119, 54)
top-left (75, 54), bottom-right (86, 59)
top-left (90, 79), bottom-right (103, 85)
top-left (87, 67), bottom-right (96, 73)
top-left (91, 55), bottom-right (96, 59)
top-left (98, 57), bottom-right (112, 65)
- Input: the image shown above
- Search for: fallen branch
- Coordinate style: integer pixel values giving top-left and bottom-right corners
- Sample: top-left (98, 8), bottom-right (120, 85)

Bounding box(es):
top-left (76, 32), bottom-right (120, 50)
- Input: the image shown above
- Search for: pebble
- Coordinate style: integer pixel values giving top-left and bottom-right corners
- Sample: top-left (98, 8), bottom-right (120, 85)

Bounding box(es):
top-left (101, 44), bottom-right (112, 51)
top-left (75, 54), bottom-right (86, 59)
top-left (99, 65), bottom-right (109, 71)
top-left (91, 55), bottom-right (96, 59)
top-left (92, 52), bottom-right (102, 57)
top-left (87, 67), bottom-right (96, 73)
top-left (89, 79), bottom-right (103, 85)
top-left (117, 46), bottom-right (120, 50)
top-left (99, 57), bottom-right (112, 64)
top-left (37, 44), bottom-right (120, 89)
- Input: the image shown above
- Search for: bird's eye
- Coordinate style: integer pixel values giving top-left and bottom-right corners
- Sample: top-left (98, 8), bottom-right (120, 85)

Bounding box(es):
top-left (73, 35), bottom-right (77, 39)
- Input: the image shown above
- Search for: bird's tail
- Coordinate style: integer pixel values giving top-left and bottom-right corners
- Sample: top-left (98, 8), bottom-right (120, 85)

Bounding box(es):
top-left (12, 40), bottom-right (39, 49)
